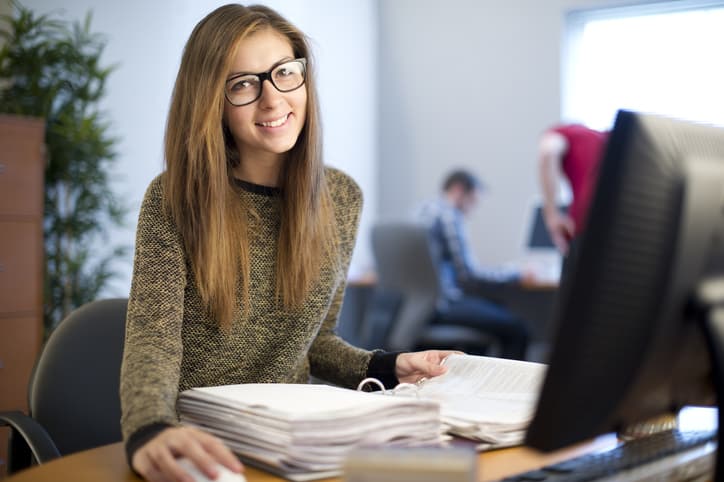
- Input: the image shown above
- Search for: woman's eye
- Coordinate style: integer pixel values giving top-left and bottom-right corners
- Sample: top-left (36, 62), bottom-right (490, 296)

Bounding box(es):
top-left (229, 77), bottom-right (257, 92)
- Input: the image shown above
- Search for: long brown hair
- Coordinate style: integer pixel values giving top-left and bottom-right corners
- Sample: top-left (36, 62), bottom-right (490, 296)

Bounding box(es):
top-left (164, 4), bottom-right (334, 328)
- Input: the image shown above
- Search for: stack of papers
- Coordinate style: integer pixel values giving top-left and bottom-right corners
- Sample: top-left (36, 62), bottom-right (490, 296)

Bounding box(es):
top-left (178, 383), bottom-right (444, 481)
top-left (391, 354), bottom-right (547, 450)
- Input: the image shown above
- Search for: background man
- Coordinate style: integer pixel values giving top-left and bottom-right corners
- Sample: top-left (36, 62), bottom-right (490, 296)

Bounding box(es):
top-left (417, 169), bottom-right (530, 360)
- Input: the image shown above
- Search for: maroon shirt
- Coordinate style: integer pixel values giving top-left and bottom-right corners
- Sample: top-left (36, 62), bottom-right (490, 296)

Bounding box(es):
top-left (551, 124), bottom-right (608, 235)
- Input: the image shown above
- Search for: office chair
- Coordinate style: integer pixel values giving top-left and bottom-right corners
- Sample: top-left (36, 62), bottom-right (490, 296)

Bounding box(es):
top-left (368, 222), bottom-right (497, 354)
top-left (0, 298), bottom-right (127, 474)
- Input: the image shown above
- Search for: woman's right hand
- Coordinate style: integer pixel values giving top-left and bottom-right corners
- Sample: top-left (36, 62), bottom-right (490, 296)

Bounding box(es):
top-left (131, 425), bottom-right (243, 482)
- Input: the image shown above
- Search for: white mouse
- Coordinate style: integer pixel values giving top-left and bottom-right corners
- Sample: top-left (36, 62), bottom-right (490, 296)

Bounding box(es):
top-left (176, 457), bottom-right (247, 482)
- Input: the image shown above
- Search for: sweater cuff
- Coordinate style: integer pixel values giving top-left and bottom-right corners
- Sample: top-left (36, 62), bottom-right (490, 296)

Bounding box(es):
top-left (365, 350), bottom-right (403, 389)
top-left (125, 422), bottom-right (173, 470)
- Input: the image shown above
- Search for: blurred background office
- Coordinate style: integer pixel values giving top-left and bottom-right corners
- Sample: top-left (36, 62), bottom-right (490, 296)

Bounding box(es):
top-left (4, 0), bottom-right (723, 296)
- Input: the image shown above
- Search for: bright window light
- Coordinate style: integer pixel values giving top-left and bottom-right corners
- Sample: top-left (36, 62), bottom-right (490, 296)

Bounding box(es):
top-left (563, 1), bottom-right (724, 130)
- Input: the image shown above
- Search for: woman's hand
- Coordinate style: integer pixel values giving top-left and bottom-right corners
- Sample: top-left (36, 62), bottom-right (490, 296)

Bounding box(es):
top-left (395, 350), bottom-right (463, 384)
top-left (131, 425), bottom-right (243, 482)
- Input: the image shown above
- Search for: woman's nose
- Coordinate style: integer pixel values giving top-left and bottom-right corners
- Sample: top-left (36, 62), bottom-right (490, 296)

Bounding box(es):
top-left (258, 79), bottom-right (283, 108)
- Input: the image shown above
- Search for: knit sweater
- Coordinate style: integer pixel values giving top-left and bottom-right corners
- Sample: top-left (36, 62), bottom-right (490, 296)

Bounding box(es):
top-left (120, 167), bottom-right (396, 460)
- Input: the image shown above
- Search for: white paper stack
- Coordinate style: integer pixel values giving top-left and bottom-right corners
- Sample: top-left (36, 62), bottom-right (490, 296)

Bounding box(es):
top-left (391, 354), bottom-right (547, 451)
top-left (177, 383), bottom-right (444, 481)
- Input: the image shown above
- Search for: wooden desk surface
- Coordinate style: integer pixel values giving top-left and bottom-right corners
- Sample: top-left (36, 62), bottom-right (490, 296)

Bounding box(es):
top-left (347, 274), bottom-right (559, 291)
top-left (5, 436), bottom-right (618, 482)
top-left (6, 409), bottom-right (715, 481)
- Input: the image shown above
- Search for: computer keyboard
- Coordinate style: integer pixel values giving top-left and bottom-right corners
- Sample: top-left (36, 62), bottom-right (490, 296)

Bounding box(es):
top-left (501, 429), bottom-right (717, 482)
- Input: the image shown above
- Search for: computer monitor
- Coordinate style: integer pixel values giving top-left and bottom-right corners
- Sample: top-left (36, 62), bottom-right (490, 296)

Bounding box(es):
top-left (527, 204), bottom-right (568, 249)
top-left (525, 110), bottom-right (724, 476)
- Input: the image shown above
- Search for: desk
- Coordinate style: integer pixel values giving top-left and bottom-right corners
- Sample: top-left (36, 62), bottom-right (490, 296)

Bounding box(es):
top-left (498, 279), bottom-right (558, 361)
top-left (5, 407), bottom-right (716, 481)
top-left (5, 437), bottom-right (618, 482)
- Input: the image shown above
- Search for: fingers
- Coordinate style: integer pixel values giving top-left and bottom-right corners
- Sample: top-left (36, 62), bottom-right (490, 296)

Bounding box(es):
top-left (547, 213), bottom-right (575, 255)
top-left (132, 426), bottom-right (243, 482)
top-left (552, 233), bottom-right (569, 255)
top-left (395, 353), bottom-right (427, 383)
top-left (437, 350), bottom-right (464, 359)
top-left (155, 448), bottom-right (199, 482)
top-left (551, 225), bottom-right (570, 254)
top-left (419, 360), bottom-right (446, 377)
top-left (562, 215), bottom-right (576, 236)
top-left (197, 428), bottom-right (244, 473)
top-left (133, 450), bottom-right (173, 482)
top-left (396, 350), bottom-right (461, 383)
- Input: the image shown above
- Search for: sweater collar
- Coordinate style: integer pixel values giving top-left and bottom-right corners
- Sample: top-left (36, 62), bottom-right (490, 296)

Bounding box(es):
top-left (233, 178), bottom-right (281, 197)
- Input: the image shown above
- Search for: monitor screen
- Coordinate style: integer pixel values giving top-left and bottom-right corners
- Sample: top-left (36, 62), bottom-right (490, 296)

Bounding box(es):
top-left (526, 110), bottom-right (724, 462)
top-left (527, 204), bottom-right (568, 249)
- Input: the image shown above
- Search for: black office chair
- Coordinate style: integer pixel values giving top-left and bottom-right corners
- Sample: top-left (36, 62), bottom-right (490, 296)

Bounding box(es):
top-left (0, 298), bottom-right (127, 474)
top-left (367, 222), bottom-right (497, 354)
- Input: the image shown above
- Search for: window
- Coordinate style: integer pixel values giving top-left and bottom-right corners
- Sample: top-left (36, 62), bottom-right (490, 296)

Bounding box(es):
top-left (563, 1), bottom-right (724, 130)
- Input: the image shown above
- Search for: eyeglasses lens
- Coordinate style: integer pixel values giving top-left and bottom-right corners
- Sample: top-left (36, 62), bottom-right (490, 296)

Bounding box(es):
top-left (225, 59), bottom-right (306, 106)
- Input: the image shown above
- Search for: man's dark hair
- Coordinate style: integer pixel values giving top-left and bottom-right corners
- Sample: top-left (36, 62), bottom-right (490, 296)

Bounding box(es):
top-left (442, 169), bottom-right (482, 193)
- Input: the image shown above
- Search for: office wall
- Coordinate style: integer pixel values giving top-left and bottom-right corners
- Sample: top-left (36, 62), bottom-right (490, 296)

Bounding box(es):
top-left (377, 0), bottom-right (653, 266)
top-left (15, 0), bottom-right (378, 293)
top-left (10, 0), bottom-right (655, 294)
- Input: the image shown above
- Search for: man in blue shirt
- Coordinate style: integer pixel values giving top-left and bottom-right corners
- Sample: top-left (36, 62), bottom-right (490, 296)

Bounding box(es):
top-left (418, 169), bottom-right (529, 360)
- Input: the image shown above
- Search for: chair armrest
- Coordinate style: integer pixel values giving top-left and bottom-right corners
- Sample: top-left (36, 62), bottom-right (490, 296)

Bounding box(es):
top-left (0, 411), bottom-right (61, 471)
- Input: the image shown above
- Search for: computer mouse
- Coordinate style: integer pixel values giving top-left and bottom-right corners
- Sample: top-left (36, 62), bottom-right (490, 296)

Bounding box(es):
top-left (176, 457), bottom-right (247, 482)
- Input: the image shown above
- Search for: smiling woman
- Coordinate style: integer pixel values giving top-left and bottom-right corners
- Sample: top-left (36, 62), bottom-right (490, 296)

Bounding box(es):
top-left (223, 28), bottom-right (309, 178)
top-left (118, 5), bottom-right (457, 482)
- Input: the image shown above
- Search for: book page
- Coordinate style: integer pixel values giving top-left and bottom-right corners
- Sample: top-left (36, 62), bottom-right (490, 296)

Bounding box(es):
top-left (398, 354), bottom-right (547, 425)
top-left (186, 383), bottom-right (438, 422)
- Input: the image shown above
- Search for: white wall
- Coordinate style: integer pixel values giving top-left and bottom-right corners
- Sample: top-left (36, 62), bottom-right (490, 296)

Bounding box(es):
top-left (377, 0), bottom-right (653, 266)
top-left (14, 0), bottom-right (653, 296)
top-left (17, 0), bottom-right (379, 295)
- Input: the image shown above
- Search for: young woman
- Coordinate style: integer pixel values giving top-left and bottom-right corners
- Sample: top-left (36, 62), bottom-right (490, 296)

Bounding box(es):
top-left (120, 4), bottom-right (455, 482)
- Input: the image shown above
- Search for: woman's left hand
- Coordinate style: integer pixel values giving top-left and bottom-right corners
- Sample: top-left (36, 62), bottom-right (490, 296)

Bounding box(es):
top-left (395, 350), bottom-right (463, 384)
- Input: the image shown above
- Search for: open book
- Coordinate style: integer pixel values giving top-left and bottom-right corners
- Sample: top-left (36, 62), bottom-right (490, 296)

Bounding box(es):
top-left (178, 382), bottom-right (445, 481)
top-left (369, 354), bottom-right (547, 450)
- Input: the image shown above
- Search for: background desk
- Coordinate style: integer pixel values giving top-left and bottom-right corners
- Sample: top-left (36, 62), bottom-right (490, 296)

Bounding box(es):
top-left (5, 436), bottom-right (617, 482)
top-left (339, 277), bottom-right (559, 362)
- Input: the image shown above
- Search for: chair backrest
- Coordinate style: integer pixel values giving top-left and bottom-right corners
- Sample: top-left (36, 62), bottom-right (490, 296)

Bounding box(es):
top-left (371, 222), bottom-right (441, 351)
top-left (29, 298), bottom-right (127, 456)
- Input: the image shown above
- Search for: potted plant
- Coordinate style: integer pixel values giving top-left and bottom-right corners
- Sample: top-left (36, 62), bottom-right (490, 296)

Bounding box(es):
top-left (0, 2), bottom-right (127, 335)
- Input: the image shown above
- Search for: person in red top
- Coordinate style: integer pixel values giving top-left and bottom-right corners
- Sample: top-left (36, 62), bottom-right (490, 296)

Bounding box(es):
top-left (537, 124), bottom-right (609, 255)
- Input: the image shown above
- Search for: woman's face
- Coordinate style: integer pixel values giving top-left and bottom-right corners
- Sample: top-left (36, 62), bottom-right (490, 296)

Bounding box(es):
top-left (224, 28), bottom-right (307, 164)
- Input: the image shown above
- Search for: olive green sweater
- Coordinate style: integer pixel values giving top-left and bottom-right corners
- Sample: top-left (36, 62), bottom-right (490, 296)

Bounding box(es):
top-left (120, 167), bottom-right (396, 461)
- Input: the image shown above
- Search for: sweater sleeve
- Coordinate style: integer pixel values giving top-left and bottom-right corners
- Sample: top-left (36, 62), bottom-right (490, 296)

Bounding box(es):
top-left (120, 176), bottom-right (187, 445)
top-left (307, 168), bottom-right (375, 387)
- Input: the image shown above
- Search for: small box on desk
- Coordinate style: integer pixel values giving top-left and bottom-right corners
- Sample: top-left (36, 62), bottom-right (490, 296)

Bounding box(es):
top-left (343, 446), bottom-right (477, 482)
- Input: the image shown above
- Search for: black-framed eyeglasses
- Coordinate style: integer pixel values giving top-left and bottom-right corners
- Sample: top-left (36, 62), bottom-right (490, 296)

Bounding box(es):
top-left (224, 58), bottom-right (307, 107)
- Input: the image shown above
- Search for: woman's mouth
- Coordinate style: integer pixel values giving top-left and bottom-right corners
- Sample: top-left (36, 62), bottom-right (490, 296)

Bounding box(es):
top-left (256, 113), bottom-right (290, 128)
